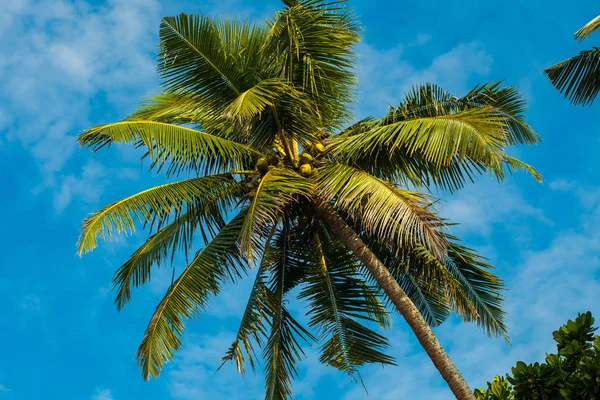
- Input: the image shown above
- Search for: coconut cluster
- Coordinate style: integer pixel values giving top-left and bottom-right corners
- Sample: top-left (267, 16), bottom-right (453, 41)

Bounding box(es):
top-left (253, 141), bottom-right (325, 177)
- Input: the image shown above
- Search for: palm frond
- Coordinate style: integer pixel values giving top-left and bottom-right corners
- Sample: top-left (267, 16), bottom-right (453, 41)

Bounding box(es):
top-left (316, 163), bottom-right (446, 259)
top-left (384, 235), bottom-right (507, 339)
top-left (364, 240), bottom-right (452, 326)
top-left (575, 15), bottom-right (600, 42)
top-left (77, 174), bottom-right (242, 255)
top-left (265, 0), bottom-right (360, 129)
top-left (239, 168), bottom-right (313, 260)
top-left (545, 48), bottom-right (600, 106)
top-left (159, 15), bottom-right (268, 105)
top-left (264, 219), bottom-right (313, 400)
top-left (112, 183), bottom-right (237, 310)
top-left (136, 211), bottom-right (249, 379)
top-left (331, 82), bottom-right (540, 191)
top-left (78, 120), bottom-right (261, 175)
top-left (299, 230), bottom-right (394, 377)
top-left (221, 224), bottom-right (279, 375)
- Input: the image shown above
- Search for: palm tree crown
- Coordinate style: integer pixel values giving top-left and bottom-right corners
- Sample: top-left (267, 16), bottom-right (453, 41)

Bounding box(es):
top-left (77, 1), bottom-right (541, 398)
top-left (545, 14), bottom-right (600, 105)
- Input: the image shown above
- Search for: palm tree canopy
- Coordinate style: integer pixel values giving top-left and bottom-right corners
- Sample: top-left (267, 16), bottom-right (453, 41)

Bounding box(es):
top-left (77, 1), bottom-right (541, 398)
top-left (545, 14), bottom-right (600, 105)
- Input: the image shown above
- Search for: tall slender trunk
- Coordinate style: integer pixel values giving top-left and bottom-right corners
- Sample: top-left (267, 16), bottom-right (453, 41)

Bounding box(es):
top-left (316, 201), bottom-right (475, 400)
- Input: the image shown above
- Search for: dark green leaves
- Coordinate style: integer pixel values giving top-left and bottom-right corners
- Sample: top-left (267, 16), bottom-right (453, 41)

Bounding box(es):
top-left (300, 231), bottom-right (394, 377)
top-left (545, 48), bottom-right (600, 106)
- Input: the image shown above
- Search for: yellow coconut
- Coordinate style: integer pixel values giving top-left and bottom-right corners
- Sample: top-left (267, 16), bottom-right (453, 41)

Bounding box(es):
top-left (299, 164), bottom-right (312, 175)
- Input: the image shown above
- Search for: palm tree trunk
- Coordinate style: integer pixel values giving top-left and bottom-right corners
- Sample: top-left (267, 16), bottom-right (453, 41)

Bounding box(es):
top-left (315, 201), bottom-right (475, 400)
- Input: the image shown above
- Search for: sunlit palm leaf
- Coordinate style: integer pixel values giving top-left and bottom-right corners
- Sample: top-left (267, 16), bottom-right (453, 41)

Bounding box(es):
top-left (77, 175), bottom-right (242, 255)
top-left (331, 83), bottom-right (540, 191)
top-left (239, 168), bottom-right (313, 260)
top-left (575, 15), bottom-right (600, 42)
top-left (137, 211), bottom-right (249, 379)
top-left (78, 120), bottom-right (261, 175)
top-left (316, 163), bottom-right (446, 259)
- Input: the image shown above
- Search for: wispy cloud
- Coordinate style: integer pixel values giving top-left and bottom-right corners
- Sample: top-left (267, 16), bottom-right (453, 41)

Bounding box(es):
top-left (91, 388), bottom-right (114, 400)
top-left (0, 0), bottom-right (159, 209)
top-left (356, 40), bottom-right (493, 117)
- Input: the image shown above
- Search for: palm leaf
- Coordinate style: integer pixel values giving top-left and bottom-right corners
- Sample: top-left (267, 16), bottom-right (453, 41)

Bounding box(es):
top-left (263, 219), bottom-right (313, 400)
top-left (331, 82), bottom-right (540, 191)
top-left (239, 168), bottom-right (313, 260)
top-left (221, 224), bottom-right (279, 374)
top-left (112, 185), bottom-right (237, 310)
top-left (77, 175), bottom-right (242, 255)
top-left (316, 163), bottom-right (446, 259)
top-left (575, 15), bottom-right (600, 42)
top-left (158, 15), bottom-right (268, 103)
top-left (78, 120), bottom-right (261, 175)
top-left (136, 211), bottom-right (249, 379)
top-left (299, 230), bottom-right (394, 377)
top-left (545, 48), bottom-right (600, 106)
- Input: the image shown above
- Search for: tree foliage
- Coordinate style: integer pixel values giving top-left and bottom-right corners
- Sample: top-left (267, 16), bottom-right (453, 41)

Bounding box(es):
top-left (475, 312), bottom-right (600, 400)
top-left (77, 0), bottom-right (541, 398)
top-left (545, 14), bottom-right (600, 105)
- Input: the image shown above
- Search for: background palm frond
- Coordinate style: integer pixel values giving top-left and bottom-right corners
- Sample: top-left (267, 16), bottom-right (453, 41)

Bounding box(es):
top-left (545, 48), bottom-right (600, 106)
top-left (575, 15), bottom-right (600, 42)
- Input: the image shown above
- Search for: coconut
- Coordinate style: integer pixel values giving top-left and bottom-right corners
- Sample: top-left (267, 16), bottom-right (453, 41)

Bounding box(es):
top-left (299, 164), bottom-right (312, 175)
top-left (299, 153), bottom-right (313, 164)
top-left (256, 157), bottom-right (269, 172)
top-left (314, 142), bottom-right (325, 153)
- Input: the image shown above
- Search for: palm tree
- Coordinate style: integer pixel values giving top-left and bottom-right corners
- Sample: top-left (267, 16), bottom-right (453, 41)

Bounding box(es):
top-left (77, 1), bottom-right (541, 399)
top-left (545, 15), bottom-right (600, 105)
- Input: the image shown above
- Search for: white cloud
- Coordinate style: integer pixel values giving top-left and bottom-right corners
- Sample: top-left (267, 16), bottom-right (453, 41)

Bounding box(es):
top-left (91, 388), bottom-right (114, 400)
top-left (168, 333), bottom-right (264, 400)
top-left (0, 0), bottom-right (159, 210)
top-left (356, 41), bottom-right (493, 117)
top-left (441, 179), bottom-right (550, 238)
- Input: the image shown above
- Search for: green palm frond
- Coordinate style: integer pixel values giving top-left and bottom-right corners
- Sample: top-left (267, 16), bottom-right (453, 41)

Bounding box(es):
top-left (112, 187), bottom-right (235, 310)
top-left (395, 236), bottom-right (507, 339)
top-left (545, 48), bottom-right (600, 106)
top-left (364, 240), bottom-right (451, 326)
top-left (575, 15), bottom-right (600, 42)
top-left (239, 168), bottom-right (313, 260)
top-left (78, 120), bottom-right (261, 175)
top-left (77, 174), bottom-right (243, 255)
top-left (317, 163), bottom-right (446, 259)
top-left (331, 83), bottom-right (540, 191)
top-left (221, 225), bottom-right (279, 375)
top-left (265, 0), bottom-right (360, 128)
top-left (159, 15), bottom-right (268, 104)
top-left (264, 220), bottom-right (313, 400)
top-left (299, 230), bottom-right (394, 377)
top-left (136, 211), bottom-right (249, 379)
top-left (444, 239), bottom-right (508, 339)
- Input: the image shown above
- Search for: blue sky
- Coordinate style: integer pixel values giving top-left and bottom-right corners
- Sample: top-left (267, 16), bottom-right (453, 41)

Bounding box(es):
top-left (2, 0), bottom-right (600, 399)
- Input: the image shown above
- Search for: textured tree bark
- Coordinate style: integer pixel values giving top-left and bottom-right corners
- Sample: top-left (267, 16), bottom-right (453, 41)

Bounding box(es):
top-left (316, 201), bottom-right (475, 400)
